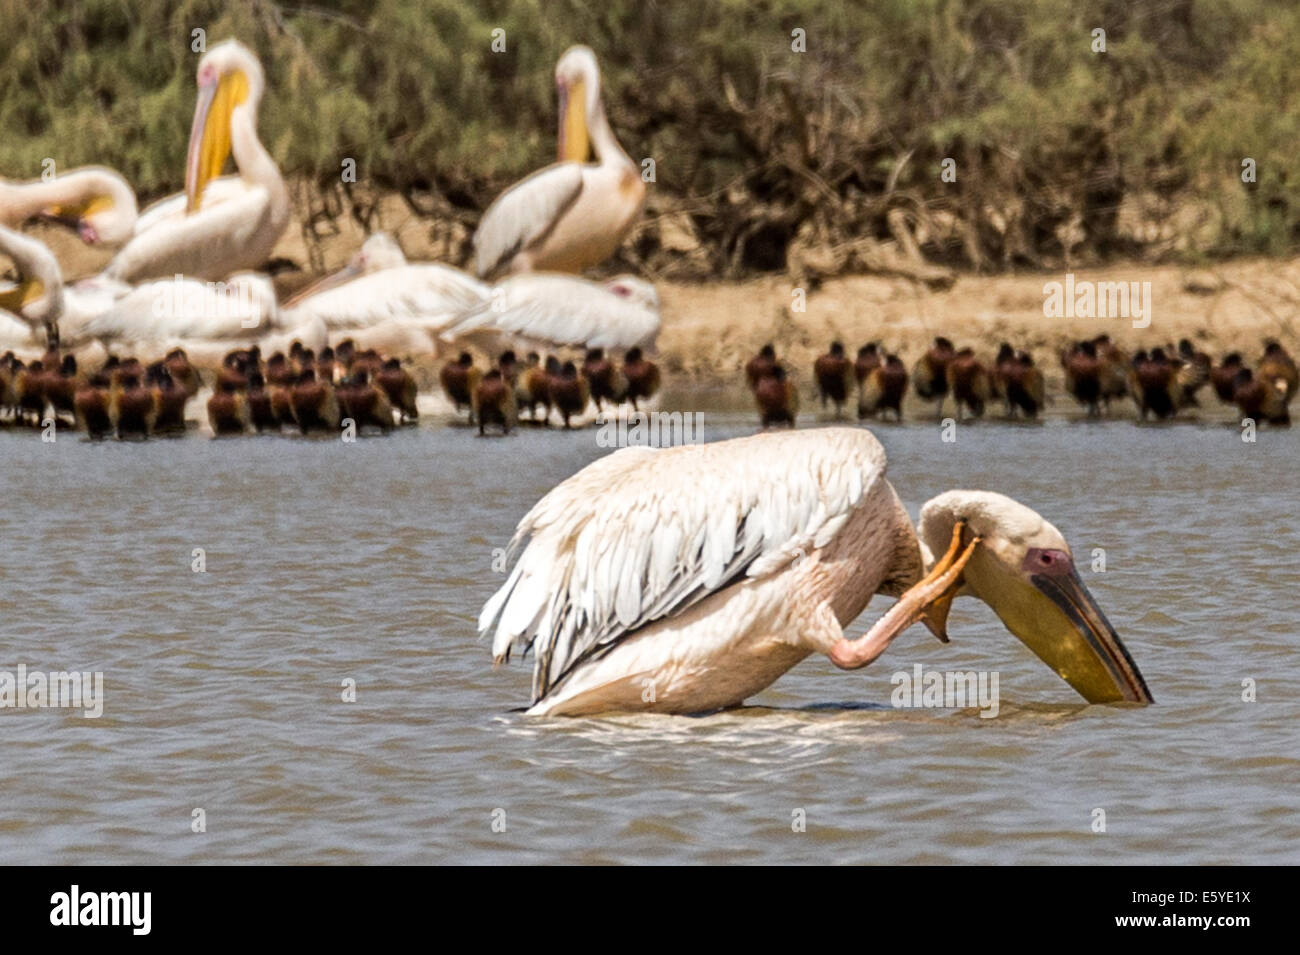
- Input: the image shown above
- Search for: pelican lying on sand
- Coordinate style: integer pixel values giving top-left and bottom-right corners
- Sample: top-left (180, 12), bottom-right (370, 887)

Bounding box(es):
top-left (105, 40), bottom-right (289, 282)
top-left (481, 428), bottom-right (1153, 716)
top-left (473, 45), bottom-right (645, 279)
top-left (443, 273), bottom-right (659, 352)
top-left (282, 233), bottom-right (488, 333)
top-left (0, 166), bottom-right (138, 245)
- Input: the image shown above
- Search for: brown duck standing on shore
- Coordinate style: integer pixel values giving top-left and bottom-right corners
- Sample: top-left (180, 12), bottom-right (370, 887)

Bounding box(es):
top-left (549, 360), bottom-right (590, 429)
top-left (1210, 353), bottom-right (1243, 405)
top-left (854, 343), bottom-right (881, 390)
top-left (207, 379), bottom-right (249, 436)
top-left (1001, 351), bottom-right (1045, 419)
top-left (621, 346), bottom-right (660, 410)
top-left (289, 368), bottom-right (339, 435)
top-left (1258, 341), bottom-right (1298, 405)
top-left (164, 348), bottom-right (201, 398)
top-left (813, 341), bottom-right (855, 417)
top-left (745, 344), bottom-right (778, 390)
top-left (516, 353), bottom-right (552, 423)
top-left (581, 347), bottom-right (625, 411)
top-left (911, 336), bottom-right (955, 417)
top-left (945, 348), bottom-right (992, 420)
top-left (1175, 338), bottom-right (1211, 408)
top-left (375, 357), bottom-right (418, 424)
top-left (40, 354), bottom-right (80, 426)
top-left (74, 371), bottom-right (113, 439)
top-left (440, 352), bottom-right (481, 423)
top-left (754, 365), bottom-right (798, 428)
top-left (1129, 348), bottom-right (1180, 420)
top-left (245, 371), bottom-right (278, 433)
top-left (474, 368), bottom-right (517, 436)
top-left (1062, 340), bottom-right (1104, 417)
top-left (265, 352), bottom-right (296, 428)
top-left (1233, 367), bottom-right (1290, 426)
top-left (858, 353), bottom-right (906, 421)
top-left (14, 359), bottom-right (45, 426)
top-left (147, 362), bottom-right (188, 435)
top-left (1091, 335), bottom-right (1130, 412)
top-left (111, 371), bottom-right (157, 439)
top-left (338, 369), bottom-right (394, 434)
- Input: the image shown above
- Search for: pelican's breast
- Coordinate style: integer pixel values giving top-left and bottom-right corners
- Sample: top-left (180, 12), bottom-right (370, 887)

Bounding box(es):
top-left (531, 164), bottom-right (645, 273)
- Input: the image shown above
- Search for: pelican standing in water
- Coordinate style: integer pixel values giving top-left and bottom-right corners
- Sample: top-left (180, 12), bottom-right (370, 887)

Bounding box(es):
top-left (105, 40), bottom-right (289, 283)
top-left (473, 46), bottom-right (646, 279)
top-left (481, 428), bottom-right (1153, 716)
top-left (0, 167), bottom-right (138, 245)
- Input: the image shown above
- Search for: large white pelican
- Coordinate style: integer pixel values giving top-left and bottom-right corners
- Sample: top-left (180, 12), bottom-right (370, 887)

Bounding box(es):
top-left (281, 232), bottom-right (489, 333)
top-left (472, 46), bottom-right (646, 279)
top-left (481, 428), bottom-right (1154, 716)
top-left (105, 40), bottom-right (289, 283)
top-left (0, 225), bottom-right (125, 346)
top-left (442, 273), bottom-right (658, 352)
top-left (0, 166), bottom-right (138, 245)
top-left (65, 272), bottom-right (283, 346)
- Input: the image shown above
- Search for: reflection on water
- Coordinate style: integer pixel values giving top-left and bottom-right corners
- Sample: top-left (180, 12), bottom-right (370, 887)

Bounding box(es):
top-left (0, 415), bottom-right (1296, 863)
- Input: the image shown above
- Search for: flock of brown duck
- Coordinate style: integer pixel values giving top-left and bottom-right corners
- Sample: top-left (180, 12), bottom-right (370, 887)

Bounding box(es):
top-left (751, 336), bottom-right (1297, 427)
top-left (438, 347), bottom-right (662, 434)
top-left (0, 337), bottom-right (419, 438)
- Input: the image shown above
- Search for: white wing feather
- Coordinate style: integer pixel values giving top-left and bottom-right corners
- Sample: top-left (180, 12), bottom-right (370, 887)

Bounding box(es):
top-left (283, 264), bottom-right (488, 332)
top-left (131, 176), bottom-right (250, 236)
top-left (480, 428), bottom-right (888, 703)
top-left (443, 273), bottom-right (659, 351)
top-left (472, 163), bottom-right (584, 278)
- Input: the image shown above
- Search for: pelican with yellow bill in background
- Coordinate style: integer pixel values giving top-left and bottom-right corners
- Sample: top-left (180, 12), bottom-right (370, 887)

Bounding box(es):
top-left (105, 40), bottom-right (289, 283)
top-left (481, 428), bottom-right (1154, 716)
top-left (0, 166), bottom-right (138, 245)
top-left (473, 45), bottom-right (646, 279)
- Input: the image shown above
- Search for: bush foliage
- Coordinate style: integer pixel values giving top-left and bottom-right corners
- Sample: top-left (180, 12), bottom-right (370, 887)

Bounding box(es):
top-left (1, 0), bottom-right (1296, 276)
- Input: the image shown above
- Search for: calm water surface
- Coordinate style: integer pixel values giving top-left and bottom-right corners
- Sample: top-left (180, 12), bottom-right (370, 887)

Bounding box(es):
top-left (1, 414), bottom-right (1296, 863)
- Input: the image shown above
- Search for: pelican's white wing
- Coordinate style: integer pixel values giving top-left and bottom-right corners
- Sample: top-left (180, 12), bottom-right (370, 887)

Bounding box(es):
top-left (131, 176), bottom-right (249, 236)
top-left (70, 274), bottom-right (280, 343)
top-left (105, 184), bottom-right (280, 283)
top-left (472, 163), bottom-right (584, 279)
top-left (444, 273), bottom-right (659, 351)
top-left (283, 264), bottom-right (488, 332)
top-left (480, 428), bottom-right (887, 702)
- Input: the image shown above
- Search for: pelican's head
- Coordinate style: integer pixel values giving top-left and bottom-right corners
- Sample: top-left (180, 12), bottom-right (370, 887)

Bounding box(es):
top-left (604, 275), bottom-right (658, 310)
top-left (555, 45), bottom-right (601, 163)
top-left (186, 40), bottom-right (266, 214)
top-left (915, 491), bottom-right (1153, 704)
top-left (283, 232), bottom-right (405, 307)
top-left (37, 167), bottom-right (138, 246)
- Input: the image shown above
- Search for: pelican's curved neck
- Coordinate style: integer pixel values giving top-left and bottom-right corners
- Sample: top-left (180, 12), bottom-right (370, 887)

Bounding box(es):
top-left (0, 225), bottom-right (63, 319)
top-left (231, 100), bottom-right (286, 202)
top-left (587, 90), bottom-right (634, 172)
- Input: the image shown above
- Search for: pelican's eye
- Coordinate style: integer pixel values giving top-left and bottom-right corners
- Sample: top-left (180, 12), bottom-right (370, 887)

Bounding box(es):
top-left (1024, 547), bottom-right (1072, 577)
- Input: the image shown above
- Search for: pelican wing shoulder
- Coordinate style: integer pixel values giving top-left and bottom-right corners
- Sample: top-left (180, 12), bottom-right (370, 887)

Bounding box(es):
top-left (481, 429), bottom-right (887, 702)
top-left (473, 163), bottom-right (585, 280)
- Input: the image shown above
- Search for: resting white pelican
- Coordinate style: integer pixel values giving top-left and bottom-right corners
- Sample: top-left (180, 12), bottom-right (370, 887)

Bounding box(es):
top-left (65, 272), bottom-right (282, 346)
top-left (0, 166), bottom-right (138, 245)
top-left (104, 40), bottom-right (289, 283)
top-left (442, 273), bottom-right (658, 352)
top-left (481, 428), bottom-right (1154, 716)
top-left (281, 232), bottom-right (488, 333)
top-left (473, 46), bottom-right (646, 279)
top-left (0, 225), bottom-right (125, 346)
